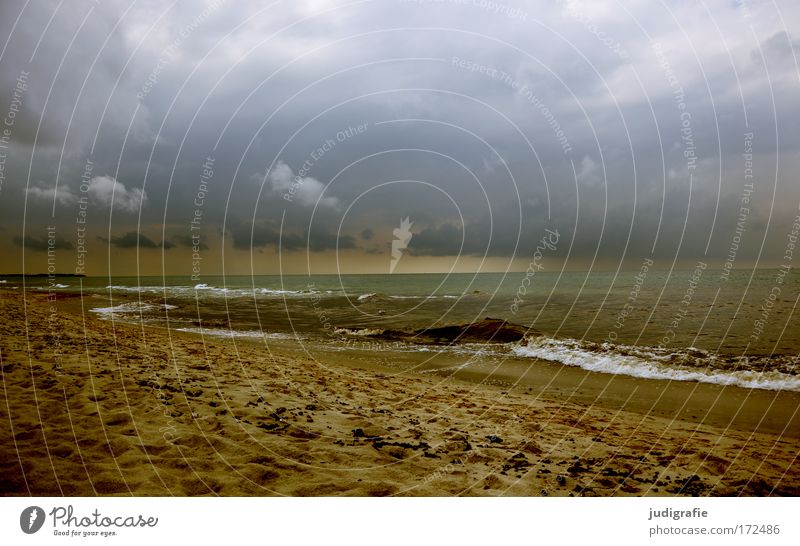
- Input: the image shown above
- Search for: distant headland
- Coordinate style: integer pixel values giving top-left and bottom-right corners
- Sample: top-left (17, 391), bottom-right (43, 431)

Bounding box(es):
top-left (0, 273), bottom-right (86, 277)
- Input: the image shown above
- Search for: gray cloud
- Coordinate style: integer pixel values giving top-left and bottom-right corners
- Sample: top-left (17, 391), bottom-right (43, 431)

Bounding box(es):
top-left (25, 176), bottom-right (146, 213)
top-left (754, 31), bottom-right (799, 65)
top-left (98, 232), bottom-right (173, 250)
top-left (263, 160), bottom-right (339, 209)
top-left (25, 184), bottom-right (78, 206)
top-left (230, 220), bottom-right (356, 252)
top-left (1, 0), bottom-right (799, 272)
top-left (86, 176), bottom-right (147, 213)
top-left (171, 234), bottom-right (209, 251)
top-left (13, 235), bottom-right (74, 251)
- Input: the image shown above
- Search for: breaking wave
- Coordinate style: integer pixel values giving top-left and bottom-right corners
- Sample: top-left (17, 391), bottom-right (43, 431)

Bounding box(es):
top-left (513, 336), bottom-right (800, 392)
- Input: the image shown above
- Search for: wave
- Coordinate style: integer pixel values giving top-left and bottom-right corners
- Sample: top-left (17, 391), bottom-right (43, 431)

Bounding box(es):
top-left (193, 283), bottom-right (315, 296)
top-left (90, 302), bottom-right (178, 316)
top-left (192, 283), bottom-right (217, 291)
top-left (104, 284), bottom-right (316, 298)
top-left (513, 336), bottom-right (800, 392)
top-left (355, 292), bottom-right (458, 303)
top-left (259, 288), bottom-right (310, 295)
top-left (175, 327), bottom-right (296, 339)
top-left (388, 294), bottom-right (459, 300)
top-left (333, 327), bottom-right (385, 337)
top-left (102, 284), bottom-right (469, 301)
top-left (356, 292), bottom-right (384, 303)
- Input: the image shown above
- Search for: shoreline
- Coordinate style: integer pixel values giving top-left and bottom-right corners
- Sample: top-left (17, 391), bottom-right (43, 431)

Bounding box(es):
top-left (1, 290), bottom-right (798, 496)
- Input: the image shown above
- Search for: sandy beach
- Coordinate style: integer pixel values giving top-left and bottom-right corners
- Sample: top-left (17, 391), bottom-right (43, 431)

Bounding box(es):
top-left (1, 290), bottom-right (798, 496)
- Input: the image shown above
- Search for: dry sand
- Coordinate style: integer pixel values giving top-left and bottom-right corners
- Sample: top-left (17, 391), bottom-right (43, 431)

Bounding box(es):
top-left (1, 291), bottom-right (798, 496)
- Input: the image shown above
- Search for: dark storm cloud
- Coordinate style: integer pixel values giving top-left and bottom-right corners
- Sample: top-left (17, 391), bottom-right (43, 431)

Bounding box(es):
top-left (408, 223), bottom-right (466, 257)
top-left (171, 234), bottom-right (209, 251)
top-left (0, 1), bottom-right (140, 148)
top-left (13, 235), bottom-right (74, 251)
top-left (230, 221), bottom-right (300, 251)
top-left (230, 221), bottom-right (356, 252)
top-left (97, 232), bottom-right (174, 250)
top-left (408, 216), bottom-right (529, 258)
top-left (754, 31), bottom-right (800, 64)
top-left (1, 0), bottom-right (799, 271)
top-left (308, 227), bottom-right (357, 252)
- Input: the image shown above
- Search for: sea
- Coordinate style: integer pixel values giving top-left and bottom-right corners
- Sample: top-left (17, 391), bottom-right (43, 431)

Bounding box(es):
top-left (4, 268), bottom-right (799, 392)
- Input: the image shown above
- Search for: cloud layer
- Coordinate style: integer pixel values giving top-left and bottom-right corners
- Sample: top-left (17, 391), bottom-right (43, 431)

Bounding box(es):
top-left (1, 0), bottom-right (798, 273)
top-left (26, 176), bottom-right (147, 214)
top-left (265, 161), bottom-right (340, 209)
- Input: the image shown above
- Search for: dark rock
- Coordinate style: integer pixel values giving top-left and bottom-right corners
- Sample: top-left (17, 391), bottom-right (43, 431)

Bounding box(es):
top-left (503, 453), bottom-right (530, 472)
top-left (257, 422), bottom-right (281, 431)
top-left (485, 435), bottom-right (503, 444)
top-left (673, 474), bottom-right (707, 496)
top-left (351, 318), bottom-right (535, 345)
top-left (567, 462), bottom-right (588, 475)
top-left (287, 427), bottom-right (319, 440)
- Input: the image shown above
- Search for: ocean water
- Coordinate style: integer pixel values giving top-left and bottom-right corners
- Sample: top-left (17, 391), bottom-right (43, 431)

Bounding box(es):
top-left (5, 269), bottom-right (800, 391)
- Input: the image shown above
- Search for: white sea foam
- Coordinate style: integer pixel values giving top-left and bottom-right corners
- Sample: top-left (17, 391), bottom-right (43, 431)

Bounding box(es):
top-left (105, 284), bottom-right (315, 298)
top-left (388, 294), bottom-right (459, 300)
top-left (90, 302), bottom-right (177, 315)
top-left (259, 288), bottom-right (307, 295)
top-left (333, 327), bottom-right (384, 337)
top-left (512, 336), bottom-right (800, 392)
top-left (176, 327), bottom-right (295, 339)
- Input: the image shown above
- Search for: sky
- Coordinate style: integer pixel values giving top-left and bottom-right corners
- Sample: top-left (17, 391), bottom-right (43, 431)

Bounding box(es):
top-left (0, 0), bottom-right (798, 276)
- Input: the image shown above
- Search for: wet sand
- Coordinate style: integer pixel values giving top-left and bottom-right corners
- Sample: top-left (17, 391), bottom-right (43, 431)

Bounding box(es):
top-left (276, 341), bottom-right (800, 437)
top-left (1, 291), bottom-right (798, 496)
